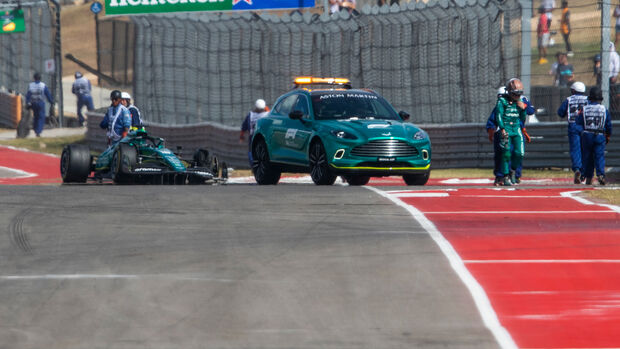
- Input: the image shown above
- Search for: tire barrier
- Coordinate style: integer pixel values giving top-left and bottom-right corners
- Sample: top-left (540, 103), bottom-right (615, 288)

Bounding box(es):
top-left (87, 112), bottom-right (620, 170)
top-left (0, 91), bottom-right (22, 129)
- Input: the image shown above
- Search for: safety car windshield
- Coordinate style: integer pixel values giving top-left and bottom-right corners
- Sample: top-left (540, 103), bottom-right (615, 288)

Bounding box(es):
top-left (311, 92), bottom-right (400, 121)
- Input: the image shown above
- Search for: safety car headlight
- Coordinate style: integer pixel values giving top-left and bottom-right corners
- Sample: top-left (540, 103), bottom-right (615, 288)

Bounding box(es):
top-left (330, 130), bottom-right (357, 140)
top-left (413, 131), bottom-right (427, 140)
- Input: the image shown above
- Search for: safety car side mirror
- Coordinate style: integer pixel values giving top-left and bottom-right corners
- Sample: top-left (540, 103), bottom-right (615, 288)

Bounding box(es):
top-left (399, 111), bottom-right (410, 121)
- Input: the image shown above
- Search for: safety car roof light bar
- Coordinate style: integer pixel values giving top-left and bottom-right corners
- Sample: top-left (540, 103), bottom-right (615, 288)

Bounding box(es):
top-left (293, 76), bottom-right (352, 89)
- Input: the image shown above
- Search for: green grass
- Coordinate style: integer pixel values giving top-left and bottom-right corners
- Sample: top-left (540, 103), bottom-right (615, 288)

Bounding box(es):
top-left (583, 189), bottom-right (620, 205)
top-left (0, 135), bottom-right (87, 156)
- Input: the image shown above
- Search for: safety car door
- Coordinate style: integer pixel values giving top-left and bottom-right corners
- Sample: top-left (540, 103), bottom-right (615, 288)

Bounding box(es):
top-left (283, 94), bottom-right (313, 165)
top-left (269, 94), bottom-right (298, 163)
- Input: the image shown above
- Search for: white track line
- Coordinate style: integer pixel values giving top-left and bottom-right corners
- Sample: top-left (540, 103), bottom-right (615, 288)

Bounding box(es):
top-left (0, 166), bottom-right (37, 179)
top-left (365, 186), bottom-right (517, 349)
top-left (391, 192), bottom-right (449, 198)
top-left (562, 190), bottom-right (620, 214)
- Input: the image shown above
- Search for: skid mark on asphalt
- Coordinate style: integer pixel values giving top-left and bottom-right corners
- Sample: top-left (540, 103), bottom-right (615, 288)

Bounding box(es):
top-left (371, 186), bottom-right (620, 349)
top-left (7, 210), bottom-right (32, 254)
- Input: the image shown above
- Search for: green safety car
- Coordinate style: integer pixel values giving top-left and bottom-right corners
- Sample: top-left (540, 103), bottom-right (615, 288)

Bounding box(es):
top-left (61, 128), bottom-right (227, 184)
top-left (251, 77), bottom-right (431, 185)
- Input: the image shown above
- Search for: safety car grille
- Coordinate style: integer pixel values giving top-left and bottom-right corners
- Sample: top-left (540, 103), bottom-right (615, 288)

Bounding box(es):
top-left (350, 140), bottom-right (418, 157)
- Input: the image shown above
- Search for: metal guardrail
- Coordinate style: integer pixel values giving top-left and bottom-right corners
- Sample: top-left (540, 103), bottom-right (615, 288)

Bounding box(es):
top-left (422, 121), bottom-right (620, 169)
top-left (86, 113), bottom-right (619, 170)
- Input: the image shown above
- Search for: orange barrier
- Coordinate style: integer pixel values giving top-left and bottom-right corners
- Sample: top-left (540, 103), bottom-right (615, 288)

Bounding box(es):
top-left (0, 92), bottom-right (22, 128)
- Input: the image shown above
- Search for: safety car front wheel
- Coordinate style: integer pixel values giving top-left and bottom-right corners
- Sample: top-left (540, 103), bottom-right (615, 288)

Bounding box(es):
top-left (403, 171), bottom-right (430, 186)
top-left (309, 141), bottom-right (337, 185)
top-left (344, 175), bottom-right (370, 186)
top-left (60, 144), bottom-right (91, 183)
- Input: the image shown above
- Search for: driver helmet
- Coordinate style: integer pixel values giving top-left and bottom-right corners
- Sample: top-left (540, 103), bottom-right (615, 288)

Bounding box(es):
top-left (506, 78), bottom-right (524, 99)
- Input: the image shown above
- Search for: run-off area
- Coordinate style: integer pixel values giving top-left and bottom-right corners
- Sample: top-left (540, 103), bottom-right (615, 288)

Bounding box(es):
top-left (378, 187), bottom-right (620, 349)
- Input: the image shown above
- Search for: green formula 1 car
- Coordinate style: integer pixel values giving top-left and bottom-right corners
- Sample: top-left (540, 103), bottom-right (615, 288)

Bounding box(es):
top-left (252, 77), bottom-right (431, 186)
top-left (61, 129), bottom-right (227, 184)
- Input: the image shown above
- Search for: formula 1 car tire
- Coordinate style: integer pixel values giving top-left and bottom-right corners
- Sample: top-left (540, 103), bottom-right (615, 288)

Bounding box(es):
top-left (193, 148), bottom-right (210, 167)
top-left (61, 144), bottom-right (91, 183)
top-left (111, 143), bottom-right (138, 184)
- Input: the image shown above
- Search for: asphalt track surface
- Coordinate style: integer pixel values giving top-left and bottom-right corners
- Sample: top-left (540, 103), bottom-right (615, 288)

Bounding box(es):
top-left (0, 184), bottom-right (503, 349)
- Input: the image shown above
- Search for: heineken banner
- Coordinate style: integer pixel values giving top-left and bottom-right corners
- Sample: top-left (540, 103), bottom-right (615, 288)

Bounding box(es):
top-left (105, 0), bottom-right (315, 15)
top-left (0, 8), bottom-right (25, 34)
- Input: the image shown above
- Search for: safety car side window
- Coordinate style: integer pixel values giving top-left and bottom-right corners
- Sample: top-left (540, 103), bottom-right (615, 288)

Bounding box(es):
top-left (274, 95), bottom-right (298, 116)
top-left (293, 95), bottom-right (310, 118)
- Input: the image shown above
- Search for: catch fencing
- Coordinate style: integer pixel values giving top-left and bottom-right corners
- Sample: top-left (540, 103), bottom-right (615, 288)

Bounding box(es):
top-left (527, 1), bottom-right (620, 121)
top-left (0, 0), bottom-right (56, 98)
top-left (99, 0), bottom-right (523, 127)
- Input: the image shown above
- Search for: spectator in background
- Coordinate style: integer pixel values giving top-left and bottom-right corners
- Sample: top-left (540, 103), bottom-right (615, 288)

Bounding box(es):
top-left (542, 0), bottom-right (555, 27)
top-left (329, 0), bottom-right (355, 13)
top-left (609, 42), bottom-right (620, 84)
top-left (26, 72), bottom-right (54, 137)
top-left (537, 6), bottom-right (550, 64)
top-left (328, 0), bottom-right (340, 14)
top-left (550, 52), bottom-right (562, 85)
top-left (614, 1), bottom-right (620, 45)
top-left (555, 52), bottom-right (574, 87)
top-left (560, 1), bottom-right (573, 56)
top-left (377, 0), bottom-right (398, 6)
top-left (593, 54), bottom-right (602, 86)
top-left (71, 71), bottom-right (94, 127)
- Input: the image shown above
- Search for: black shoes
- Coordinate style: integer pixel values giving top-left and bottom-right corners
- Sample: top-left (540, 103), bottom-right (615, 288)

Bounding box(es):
top-left (574, 170), bottom-right (582, 184)
top-left (494, 176), bottom-right (503, 186)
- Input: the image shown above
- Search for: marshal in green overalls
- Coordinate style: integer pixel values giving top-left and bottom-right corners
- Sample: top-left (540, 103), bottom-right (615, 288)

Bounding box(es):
top-left (495, 96), bottom-right (527, 179)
